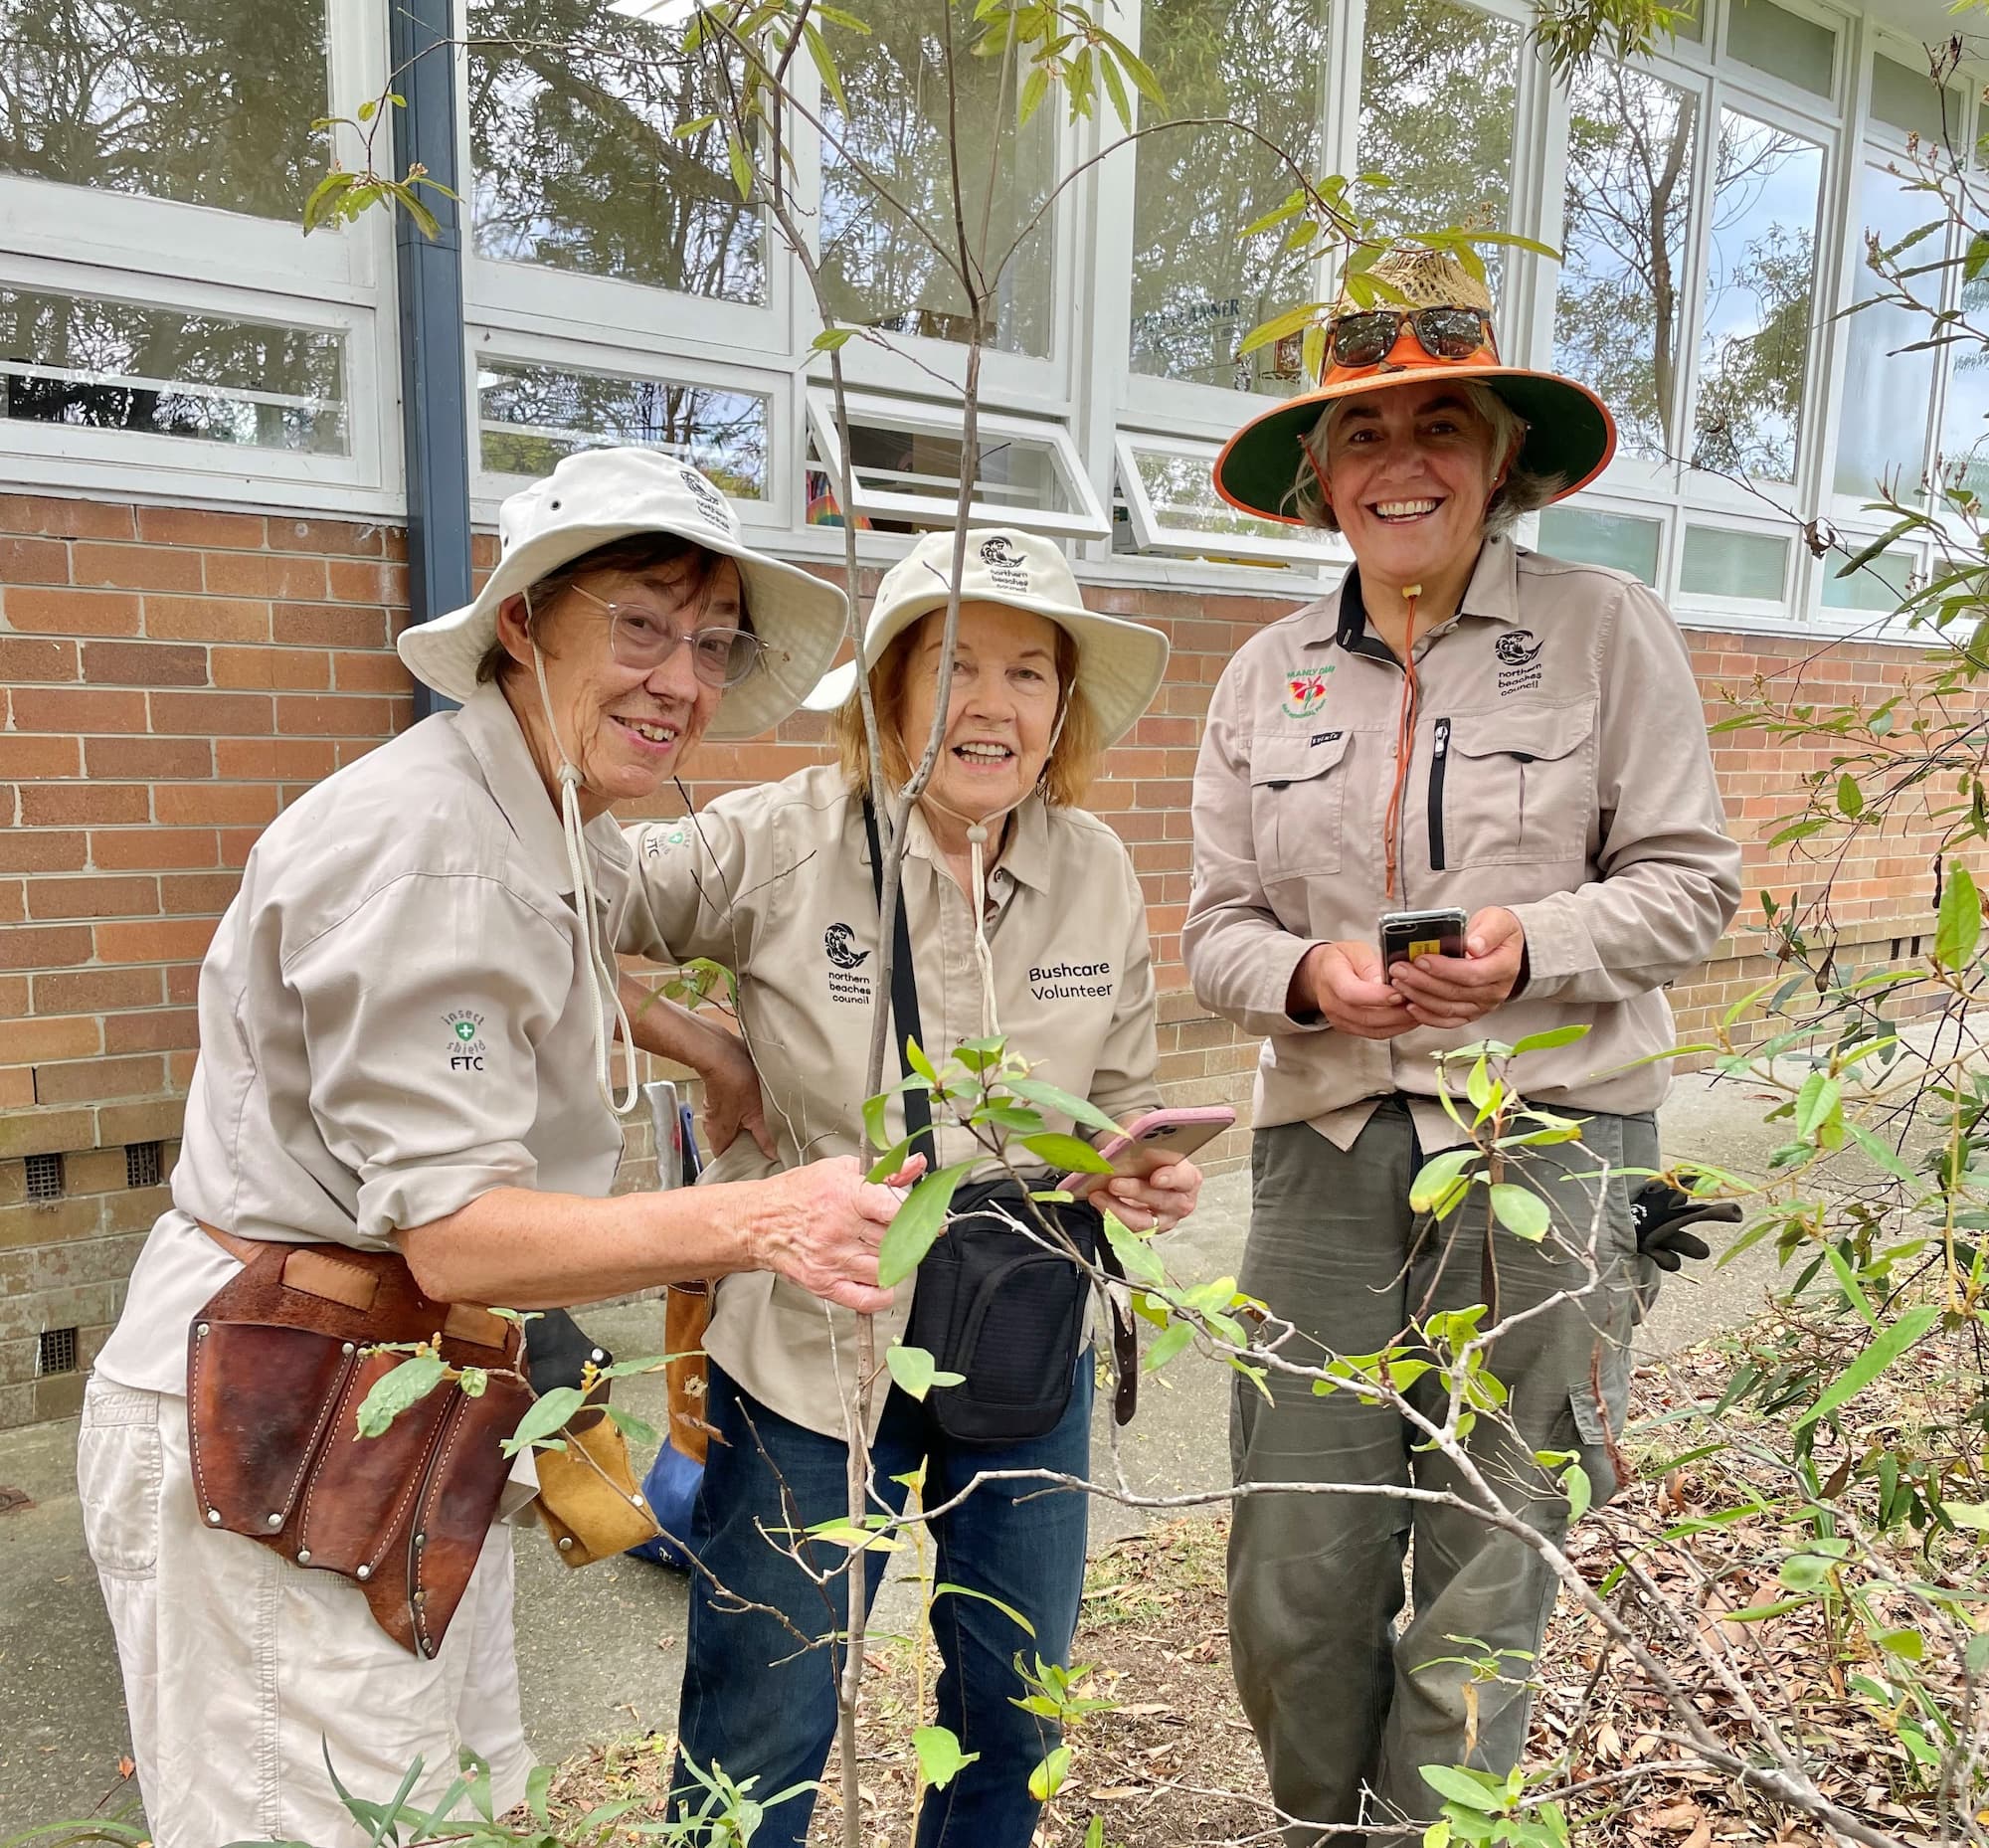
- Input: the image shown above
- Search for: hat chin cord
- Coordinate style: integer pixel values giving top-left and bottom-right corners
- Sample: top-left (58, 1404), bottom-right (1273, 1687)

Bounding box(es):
top-left (529, 629), bottom-right (639, 1119)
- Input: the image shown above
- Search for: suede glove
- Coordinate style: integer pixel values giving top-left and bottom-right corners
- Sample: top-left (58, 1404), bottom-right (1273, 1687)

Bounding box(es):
top-left (1631, 1169), bottom-right (1742, 1272)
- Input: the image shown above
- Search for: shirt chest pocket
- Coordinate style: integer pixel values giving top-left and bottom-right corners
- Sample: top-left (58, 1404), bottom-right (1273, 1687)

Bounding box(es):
top-left (1433, 702), bottom-right (1595, 869)
top-left (1248, 729), bottom-right (1351, 881)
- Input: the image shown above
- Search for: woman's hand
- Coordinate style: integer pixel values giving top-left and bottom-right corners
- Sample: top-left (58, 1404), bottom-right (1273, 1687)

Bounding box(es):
top-left (694, 1027), bottom-right (776, 1160)
top-left (1385, 906), bottom-right (1526, 1029)
top-left (1290, 941), bottom-right (1416, 1037)
top-left (745, 1155), bottom-right (911, 1314)
top-left (1101, 1159), bottom-right (1203, 1233)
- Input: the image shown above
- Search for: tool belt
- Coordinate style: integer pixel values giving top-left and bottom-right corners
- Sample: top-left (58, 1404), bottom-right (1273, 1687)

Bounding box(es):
top-left (186, 1227), bottom-right (533, 1659)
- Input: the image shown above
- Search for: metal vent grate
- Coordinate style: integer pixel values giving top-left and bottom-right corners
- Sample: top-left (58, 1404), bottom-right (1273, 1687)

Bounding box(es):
top-left (38, 1327), bottom-right (79, 1376)
top-left (125, 1141), bottom-right (162, 1188)
top-left (24, 1153), bottom-right (63, 1201)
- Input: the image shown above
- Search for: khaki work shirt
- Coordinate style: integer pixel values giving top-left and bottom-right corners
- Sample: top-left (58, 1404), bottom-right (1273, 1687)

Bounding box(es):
top-left (95, 681), bottom-right (632, 1396)
top-left (620, 764), bottom-right (1162, 1441)
top-left (1182, 536), bottom-right (1742, 1151)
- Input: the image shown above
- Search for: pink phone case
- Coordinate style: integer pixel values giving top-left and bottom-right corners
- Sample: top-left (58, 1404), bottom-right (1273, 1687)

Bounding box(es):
top-left (1056, 1105), bottom-right (1237, 1198)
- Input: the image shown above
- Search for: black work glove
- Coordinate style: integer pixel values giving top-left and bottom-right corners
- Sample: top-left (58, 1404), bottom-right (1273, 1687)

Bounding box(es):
top-left (1631, 1170), bottom-right (1742, 1273)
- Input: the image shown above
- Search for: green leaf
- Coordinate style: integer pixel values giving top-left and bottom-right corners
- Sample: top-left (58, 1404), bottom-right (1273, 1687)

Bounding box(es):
top-left (604, 1405), bottom-right (658, 1447)
top-left (354, 1354), bottom-right (446, 1438)
top-left (1144, 1321), bottom-right (1193, 1371)
top-left (1238, 299), bottom-right (1329, 357)
top-left (1836, 773), bottom-right (1864, 819)
top-left (1017, 64), bottom-right (1050, 127)
top-left (1794, 1071), bottom-right (1841, 1141)
top-left (1241, 192), bottom-right (1304, 238)
top-left (1409, 1149), bottom-right (1475, 1213)
top-left (1027, 1745), bottom-right (1071, 1801)
top-left (725, 133), bottom-right (753, 203)
top-left (912, 1726), bottom-right (979, 1790)
top-left (1510, 1024), bottom-right (1589, 1054)
top-left (1489, 1184), bottom-right (1549, 1241)
top-left (1942, 1501), bottom-right (1989, 1530)
top-left (301, 169), bottom-right (357, 235)
top-left (1845, 1118), bottom-right (1920, 1185)
top-left (1022, 1131), bottom-right (1113, 1175)
top-left (1418, 1763), bottom-right (1503, 1810)
top-left (886, 1343), bottom-right (938, 1399)
top-left (1561, 1460), bottom-right (1591, 1524)
top-left (671, 112), bottom-right (719, 140)
top-left (526, 1764), bottom-right (553, 1824)
top-left (932, 1580), bottom-right (1036, 1636)
top-left (1792, 1305), bottom-right (1939, 1430)
top-left (1104, 1217), bottom-right (1167, 1285)
top-left (1098, 49), bottom-right (1132, 131)
top-left (1464, 1054), bottom-right (1494, 1114)
top-left (905, 1035), bottom-right (939, 1084)
top-left (877, 1160), bottom-right (975, 1288)
top-left (812, 326), bottom-right (857, 351)
top-left (1004, 1077), bottom-right (1120, 1138)
top-left (457, 1367), bottom-right (487, 1398)
top-left (500, 1386), bottom-right (587, 1457)
top-left (1937, 864), bottom-right (1981, 971)
top-left (1877, 1626), bottom-right (1925, 1658)
top-left (801, 18), bottom-right (847, 114)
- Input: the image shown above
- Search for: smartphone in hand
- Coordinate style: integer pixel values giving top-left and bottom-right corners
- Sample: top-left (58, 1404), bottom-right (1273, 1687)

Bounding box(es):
top-left (1379, 907), bottom-right (1468, 972)
top-left (1056, 1104), bottom-right (1237, 1199)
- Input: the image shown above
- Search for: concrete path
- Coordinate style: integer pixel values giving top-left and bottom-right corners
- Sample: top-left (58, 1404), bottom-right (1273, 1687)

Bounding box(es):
top-left (0, 1066), bottom-right (1808, 1832)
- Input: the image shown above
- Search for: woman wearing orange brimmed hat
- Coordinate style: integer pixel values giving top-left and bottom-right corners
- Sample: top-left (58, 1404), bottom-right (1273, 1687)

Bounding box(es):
top-left (1185, 246), bottom-right (1741, 1842)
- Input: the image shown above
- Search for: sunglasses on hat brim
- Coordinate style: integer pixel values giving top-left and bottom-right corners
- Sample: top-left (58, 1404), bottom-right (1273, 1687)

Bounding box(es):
top-left (1327, 306), bottom-right (1498, 371)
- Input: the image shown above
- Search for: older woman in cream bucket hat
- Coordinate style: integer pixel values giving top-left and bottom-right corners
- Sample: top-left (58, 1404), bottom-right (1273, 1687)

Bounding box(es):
top-left (80, 447), bottom-right (913, 1846)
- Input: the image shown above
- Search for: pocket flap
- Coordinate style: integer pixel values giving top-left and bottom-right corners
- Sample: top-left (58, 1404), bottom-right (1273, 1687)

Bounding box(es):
top-left (1248, 728), bottom-right (1352, 787)
top-left (1450, 702), bottom-right (1594, 764)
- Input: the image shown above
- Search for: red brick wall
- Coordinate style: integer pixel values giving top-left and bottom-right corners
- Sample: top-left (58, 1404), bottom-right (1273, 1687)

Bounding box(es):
top-left (0, 492), bottom-right (1960, 1427)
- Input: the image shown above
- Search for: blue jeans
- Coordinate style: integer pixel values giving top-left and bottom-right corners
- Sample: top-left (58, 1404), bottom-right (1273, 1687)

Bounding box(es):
top-left (670, 1358), bottom-right (1095, 1848)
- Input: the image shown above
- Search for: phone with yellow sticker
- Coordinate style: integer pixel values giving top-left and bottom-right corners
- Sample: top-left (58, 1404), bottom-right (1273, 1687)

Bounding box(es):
top-left (1379, 907), bottom-right (1467, 971)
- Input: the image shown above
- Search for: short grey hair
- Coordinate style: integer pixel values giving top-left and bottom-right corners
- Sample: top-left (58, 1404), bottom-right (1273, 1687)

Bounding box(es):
top-left (1287, 380), bottom-right (1565, 539)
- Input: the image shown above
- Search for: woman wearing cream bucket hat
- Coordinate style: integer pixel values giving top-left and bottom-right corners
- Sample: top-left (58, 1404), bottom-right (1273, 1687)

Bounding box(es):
top-left (620, 526), bottom-right (1209, 1846)
top-left (79, 447), bottom-right (917, 1846)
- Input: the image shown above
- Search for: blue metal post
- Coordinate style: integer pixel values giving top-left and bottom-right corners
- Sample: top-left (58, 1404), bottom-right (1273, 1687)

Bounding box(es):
top-left (391, 0), bottom-right (472, 720)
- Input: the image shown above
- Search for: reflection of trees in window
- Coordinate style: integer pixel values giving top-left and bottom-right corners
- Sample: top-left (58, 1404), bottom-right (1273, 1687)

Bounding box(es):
top-left (1691, 112), bottom-right (1820, 482)
top-left (1128, 0), bottom-right (1325, 393)
top-left (0, 0), bottom-right (328, 219)
top-left (1554, 67), bottom-right (1697, 462)
top-left (467, 0), bottom-right (762, 302)
top-left (479, 360), bottom-right (766, 494)
top-left (0, 287), bottom-right (346, 452)
top-left (817, 3), bottom-right (1053, 357)
top-left (1357, 0), bottom-right (1519, 279)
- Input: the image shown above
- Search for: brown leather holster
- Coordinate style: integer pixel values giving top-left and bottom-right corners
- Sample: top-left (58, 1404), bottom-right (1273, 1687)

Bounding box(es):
top-left (186, 1234), bottom-right (532, 1659)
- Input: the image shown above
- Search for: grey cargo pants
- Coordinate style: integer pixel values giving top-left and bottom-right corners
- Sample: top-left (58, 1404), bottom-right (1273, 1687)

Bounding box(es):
top-left (1228, 1098), bottom-right (1648, 1845)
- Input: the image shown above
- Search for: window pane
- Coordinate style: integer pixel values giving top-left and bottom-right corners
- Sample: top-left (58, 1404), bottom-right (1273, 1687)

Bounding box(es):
top-left (1940, 272), bottom-right (1989, 498)
top-left (1820, 547), bottom-right (1913, 611)
top-left (818, 6), bottom-right (1053, 357)
top-left (1680, 523), bottom-right (1788, 599)
top-left (809, 407), bottom-right (1078, 530)
top-left (1129, 0), bottom-right (1328, 394)
top-left (1835, 166), bottom-right (1937, 502)
top-left (478, 360), bottom-right (767, 495)
top-left (0, 0), bottom-right (329, 221)
top-left (1554, 67), bottom-right (1698, 464)
top-left (1125, 441), bottom-right (1342, 552)
top-left (1537, 506), bottom-right (1662, 584)
top-left (1726, 0), bottom-right (1835, 97)
top-left (1870, 53), bottom-right (1961, 144)
top-left (468, 0), bottom-right (764, 301)
top-left (1692, 110), bottom-right (1822, 483)
top-left (1358, 0), bottom-right (1522, 278)
top-left (0, 285), bottom-right (346, 453)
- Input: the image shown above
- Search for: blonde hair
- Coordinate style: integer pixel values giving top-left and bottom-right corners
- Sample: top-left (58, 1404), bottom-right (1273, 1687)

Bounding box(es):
top-left (832, 616), bottom-right (1102, 808)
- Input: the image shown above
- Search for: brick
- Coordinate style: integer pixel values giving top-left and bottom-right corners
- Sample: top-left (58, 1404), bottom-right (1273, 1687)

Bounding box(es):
top-left (0, 637), bottom-right (79, 682)
top-left (153, 783), bottom-right (277, 827)
top-left (160, 872), bottom-right (241, 913)
top-left (204, 551), bottom-right (327, 600)
top-left (35, 1373), bottom-right (86, 1421)
top-left (141, 594), bottom-right (272, 644)
top-left (27, 875), bottom-right (159, 922)
top-left (33, 966), bottom-right (161, 1014)
top-left (89, 829), bottom-right (218, 871)
top-left (0, 1108), bottom-right (94, 1160)
top-left (59, 1148), bottom-right (131, 1195)
top-left (0, 1068), bottom-right (33, 1108)
top-left (330, 649), bottom-right (412, 693)
top-left (270, 516), bottom-right (385, 557)
top-left (0, 832), bottom-right (87, 879)
top-left (0, 735), bottom-right (82, 780)
top-left (210, 645), bottom-right (332, 690)
top-left (0, 535), bottom-right (70, 584)
top-left (326, 559), bottom-right (392, 602)
top-left (72, 541), bottom-right (207, 593)
top-left (93, 917), bottom-right (217, 966)
top-left (2, 586), bottom-right (140, 636)
top-left (0, 1195), bottom-right (103, 1247)
top-left (80, 640), bottom-right (209, 686)
top-left (8, 686), bottom-right (148, 734)
top-left (215, 737), bottom-right (335, 781)
top-left (135, 505), bottom-right (266, 549)
top-left (102, 1008), bottom-right (199, 1054)
top-left (0, 882), bottom-right (20, 924)
top-left (19, 779), bottom-right (148, 827)
top-left (146, 690), bottom-right (272, 736)
top-left (0, 923), bottom-right (93, 970)
top-left (276, 693), bottom-right (396, 736)
top-left (0, 494), bottom-right (134, 541)
top-left (0, 1161), bottom-right (20, 1208)
top-left (273, 603), bottom-right (388, 648)
top-left (96, 1100), bottom-right (185, 1144)
top-left (83, 736), bottom-right (214, 780)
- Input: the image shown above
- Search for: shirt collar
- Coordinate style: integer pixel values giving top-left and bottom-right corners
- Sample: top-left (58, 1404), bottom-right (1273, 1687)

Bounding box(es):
top-left (887, 791), bottom-right (1052, 894)
top-left (1318, 534), bottom-right (1523, 653)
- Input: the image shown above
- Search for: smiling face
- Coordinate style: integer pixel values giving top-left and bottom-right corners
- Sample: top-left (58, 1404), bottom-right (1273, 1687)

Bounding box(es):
top-left (895, 601), bottom-right (1064, 827)
top-left (1317, 382), bottom-right (1511, 592)
top-left (496, 553), bottom-right (739, 816)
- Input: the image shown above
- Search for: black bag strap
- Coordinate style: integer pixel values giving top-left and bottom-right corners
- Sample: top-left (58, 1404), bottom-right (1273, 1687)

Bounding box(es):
top-left (862, 797), bottom-right (935, 1164)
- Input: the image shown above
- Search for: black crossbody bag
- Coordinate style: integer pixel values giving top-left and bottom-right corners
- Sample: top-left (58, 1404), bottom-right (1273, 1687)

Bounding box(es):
top-left (863, 800), bottom-right (1136, 1445)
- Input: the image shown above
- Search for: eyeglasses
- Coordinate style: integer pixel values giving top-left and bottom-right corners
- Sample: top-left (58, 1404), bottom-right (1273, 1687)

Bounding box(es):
top-left (1328, 306), bottom-right (1495, 371)
top-left (561, 580), bottom-right (774, 688)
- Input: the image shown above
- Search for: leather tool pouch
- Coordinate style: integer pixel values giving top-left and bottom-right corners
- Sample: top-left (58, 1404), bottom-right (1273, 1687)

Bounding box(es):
top-left (186, 1240), bottom-right (533, 1659)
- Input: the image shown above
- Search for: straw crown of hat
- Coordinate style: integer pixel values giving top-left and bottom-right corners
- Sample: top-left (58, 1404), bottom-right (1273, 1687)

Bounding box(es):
top-left (1340, 244), bottom-right (1493, 316)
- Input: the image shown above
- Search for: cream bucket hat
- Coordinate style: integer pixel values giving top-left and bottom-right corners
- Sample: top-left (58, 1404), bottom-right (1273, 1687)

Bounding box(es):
top-left (804, 528), bottom-right (1169, 745)
top-left (398, 447), bottom-right (849, 740)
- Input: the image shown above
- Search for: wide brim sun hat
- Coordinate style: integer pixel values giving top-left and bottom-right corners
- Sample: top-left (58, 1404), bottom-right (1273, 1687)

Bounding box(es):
top-left (804, 527), bottom-right (1170, 748)
top-left (397, 447), bottom-right (849, 741)
top-left (1212, 244), bottom-right (1618, 527)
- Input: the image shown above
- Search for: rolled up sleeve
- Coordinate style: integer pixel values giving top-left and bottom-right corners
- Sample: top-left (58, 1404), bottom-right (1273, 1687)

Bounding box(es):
top-left (1512, 585), bottom-right (1742, 1004)
top-left (283, 872), bottom-right (572, 1242)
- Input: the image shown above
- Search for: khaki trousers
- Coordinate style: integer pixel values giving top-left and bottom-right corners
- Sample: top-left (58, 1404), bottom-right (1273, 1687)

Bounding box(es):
top-left (1228, 1100), bottom-right (1644, 1845)
top-left (78, 1378), bottom-right (533, 1848)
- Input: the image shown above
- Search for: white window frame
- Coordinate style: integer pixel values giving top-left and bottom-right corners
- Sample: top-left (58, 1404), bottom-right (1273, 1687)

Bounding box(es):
top-left (1114, 432), bottom-right (1350, 567)
top-left (806, 388), bottom-right (1108, 538)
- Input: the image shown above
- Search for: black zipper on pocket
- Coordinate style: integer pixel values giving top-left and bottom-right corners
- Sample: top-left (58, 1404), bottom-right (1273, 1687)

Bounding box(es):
top-left (1428, 716), bottom-right (1451, 871)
